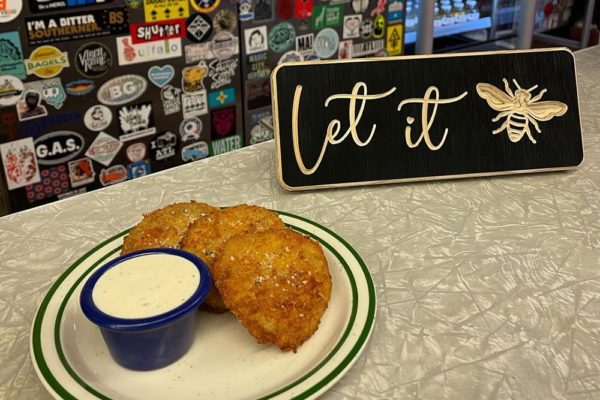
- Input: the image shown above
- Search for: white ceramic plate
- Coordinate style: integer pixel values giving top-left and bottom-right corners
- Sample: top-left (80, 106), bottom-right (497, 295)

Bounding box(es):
top-left (30, 211), bottom-right (376, 400)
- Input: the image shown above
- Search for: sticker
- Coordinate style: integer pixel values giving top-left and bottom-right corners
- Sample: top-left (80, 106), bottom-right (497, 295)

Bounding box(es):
top-left (97, 74), bottom-right (147, 106)
top-left (25, 46), bottom-right (69, 79)
top-left (67, 157), bottom-right (94, 187)
top-left (34, 130), bottom-right (84, 165)
top-left (211, 31), bottom-right (236, 60)
top-left (181, 141), bottom-right (208, 162)
top-left (126, 0), bottom-right (142, 8)
top-left (386, 23), bottom-right (403, 56)
top-left (118, 101), bottom-right (156, 141)
top-left (0, 75), bottom-right (24, 106)
top-left (375, 49), bottom-right (388, 57)
top-left (247, 52), bottom-right (271, 81)
top-left (249, 123), bottom-right (272, 144)
top-left (130, 20), bottom-right (186, 44)
top-left (148, 64), bottom-right (175, 88)
top-left (190, 0), bottom-right (220, 13)
top-left (338, 40), bottom-right (352, 59)
top-left (208, 88), bottom-right (235, 108)
top-left (238, 0), bottom-right (254, 21)
top-left (160, 84), bottom-right (181, 115)
top-left (370, 0), bottom-right (386, 16)
top-left (179, 116), bottom-right (202, 141)
top-left (244, 26), bottom-right (268, 55)
top-left (126, 142), bottom-right (147, 162)
top-left (360, 19), bottom-right (373, 39)
top-left (352, 39), bottom-right (384, 57)
top-left (17, 91), bottom-right (48, 121)
top-left (305, 53), bottom-right (319, 61)
top-left (351, 0), bottom-right (367, 13)
top-left (211, 106), bottom-right (235, 138)
top-left (29, 0), bottom-right (113, 13)
top-left (295, 0), bottom-right (312, 18)
top-left (1, 137), bottom-right (41, 190)
top-left (182, 90), bottom-right (208, 118)
top-left (182, 62), bottom-right (208, 92)
top-left (312, 5), bottom-right (343, 29)
top-left (278, 50), bottom-right (303, 64)
top-left (116, 36), bottom-right (182, 66)
top-left (314, 28), bottom-right (339, 59)
top-left (184, 43), bottom-right (213, 63)
top-left (343, 14), bottom-right (361, 39)
top-left (127, 160), bottom-right (150, 179)
top-left (276, 0), bottom-right (292, 19)
top-left (56, 186), bottom-right (86, 199)
top-left (387, 0), bottom-right (403, 23)
top-left (208, 58), bottom-right (238, 90)
top-left (65, 79), bottom-right (94, 96)
top-left (85, 132), bottom-right (122, 166)
top-left (144, 0), bottom-right (189, 22)
top-left (74, 42), bottom-right (111, 79)
top-left (186, 13), bottom-right (212, 43)
top-left (210, 134), bottom-right (242, 156)
top-left (0, 0), bottom-right (22, 23)
top-left (269, 22), bottom-right (295, 53)
top-left (254, 0), bottom-right (273, 21)
top-left (373, 14), bottom-right (385, 38)
top-left (25, 8), bottom-right (129, 46)
top-left (18, 111), bottom-right (82, 139)
top-left (24, 78), bottom-right (66, 109)
top-left (99, 164), bottom-right (127, 186)
top-left (0, 32), bottom-right (26, 79)
top-left (84, 105), bottom-right (112, 132)
top-left (213, 10), bottom-right (237, 34)
top-left (246, 80), bottom-right (270, 110)
top-left (25, 165), bottom-right (70, 203)
top-left (0, 109), bottom-right (18, 143)
top-left (150, 131), bottom-right (178, 161)
top-left (295, 33), bottom-right (314, 55)
top-left (298, 19), bottom-right (310, 31)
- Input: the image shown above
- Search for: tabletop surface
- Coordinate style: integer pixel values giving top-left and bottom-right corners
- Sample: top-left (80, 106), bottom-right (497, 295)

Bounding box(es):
top-left (1, 46), bottom-right (599, 400)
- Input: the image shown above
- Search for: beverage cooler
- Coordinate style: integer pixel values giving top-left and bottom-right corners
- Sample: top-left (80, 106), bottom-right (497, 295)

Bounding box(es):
top-left (0, 0), bottom-right (244, 213)
top-left (404, 0), bottom-right (521, 54)
top-left (238, 0), bottom-right (407, 145)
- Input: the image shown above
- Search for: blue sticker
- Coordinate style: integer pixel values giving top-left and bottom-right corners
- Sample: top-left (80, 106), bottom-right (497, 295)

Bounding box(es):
top-left (314, 28), bottom-right (339, 59)
top-left (127, 160), bottom-right (150, 179)
top-left (208, 88), bottom-right (235, 108)
top-left (387, 0), bottom-right (403, 23)
top-left (0, 32), bottom-right (26, 80)
top-left (147, 65), bottom-right (175, 88)
top-left (65, 80), bottom-right (95, 96)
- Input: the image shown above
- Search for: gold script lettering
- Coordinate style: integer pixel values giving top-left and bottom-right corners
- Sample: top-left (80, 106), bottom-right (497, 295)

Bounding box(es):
top-left (292, 82), bottom-right (396, 175)
top-left (397, 86), bottom-right (468, 150)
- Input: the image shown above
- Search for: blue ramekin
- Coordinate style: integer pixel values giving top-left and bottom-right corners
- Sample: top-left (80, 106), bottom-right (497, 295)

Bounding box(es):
top-left (80, 248), bottom-right (211, 371)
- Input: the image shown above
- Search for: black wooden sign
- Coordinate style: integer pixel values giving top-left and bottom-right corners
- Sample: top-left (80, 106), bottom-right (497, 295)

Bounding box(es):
top-left (271, 48), bottom-right (583, 190)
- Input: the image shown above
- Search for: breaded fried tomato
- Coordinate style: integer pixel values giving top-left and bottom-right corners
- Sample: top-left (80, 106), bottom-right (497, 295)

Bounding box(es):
top-left (121, 201), bottom-right (218, 255)
top-left (180, 204), bottom-right (285, 313)
top-left (213, 228), bottom-right (332, 351)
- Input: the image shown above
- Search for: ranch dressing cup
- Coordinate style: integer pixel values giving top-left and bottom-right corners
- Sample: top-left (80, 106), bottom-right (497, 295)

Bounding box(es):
top-left (80, 249), bottom-right (211, 371)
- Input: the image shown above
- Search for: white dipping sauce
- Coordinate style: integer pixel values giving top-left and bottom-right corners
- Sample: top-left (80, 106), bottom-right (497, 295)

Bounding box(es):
top-left (92, 254), bottom-right (201, 319)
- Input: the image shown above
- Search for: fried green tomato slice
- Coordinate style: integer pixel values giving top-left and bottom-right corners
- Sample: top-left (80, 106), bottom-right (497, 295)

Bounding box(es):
top-left (121, 201), bottom-right (219, 255)
top-left (213, 228), bottom-right (332, 351)
top-left (180, 204), bottom-right (285, 313)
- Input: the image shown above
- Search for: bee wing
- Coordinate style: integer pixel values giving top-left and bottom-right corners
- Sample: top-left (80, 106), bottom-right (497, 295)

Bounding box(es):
top-left (527, 101), bottom-right (568, 121)
top-left (476, 83), bottom-right (513, 111)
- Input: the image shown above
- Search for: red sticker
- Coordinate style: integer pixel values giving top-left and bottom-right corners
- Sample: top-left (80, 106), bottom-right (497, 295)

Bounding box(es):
top-left (130, 20), bottom-right (186, 44)
top-left (295, 0), bottom-right (312, 18)
top-left (277, 0), bottom-right (293, 19)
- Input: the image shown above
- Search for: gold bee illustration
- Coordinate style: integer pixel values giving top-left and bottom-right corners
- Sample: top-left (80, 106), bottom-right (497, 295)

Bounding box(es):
top-left (476, 78), bottom-right (568, 144)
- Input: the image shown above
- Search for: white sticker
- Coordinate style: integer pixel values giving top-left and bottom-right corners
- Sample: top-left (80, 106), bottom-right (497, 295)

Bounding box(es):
top-left (0, 0), bottom-right (23, 23)
top-left (85, 132), bottom-right (123, 167)
top-left (116, 36), bottom-right (183, 66)
top-left (343, 14), bottom-right (362, 39)
top-left (0, 137), bottom-right (41, 190)
top-left (84, 105), bottom-right (112, 132)
top-left (244, 26), bottom-right (268, 55)
top-left (0, 75), bottom-right (24, 106)
top-left (182, 90), bottom-right (208, 118)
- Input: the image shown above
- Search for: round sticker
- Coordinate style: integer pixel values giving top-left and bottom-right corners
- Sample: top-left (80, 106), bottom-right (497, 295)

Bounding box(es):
top-left (211, 31), bottom-right (236, 60)
top-left (179, 117), bottom-right (202, 142)
top-left (186, 13), bottom-right (213, 43)
top-left (268, 22), bottom-right (296, 53)
top-left (0, 0), bottom-right (23, 23)
top-left (84, 105), bottom-right (112, 132)
top-left (190, 0), bottom-right (220, 13)
top-left (74, 42), bottom-right (112, 79)
top-left (213, 9), bottom-right (237, 34)
top-left (126, 142), bottom-right (147, 163)
top-left (277, 50), bottom-right (303, 65)
top-left (0, 75), bottom-right (24, 106)
top-left (25, 46), bottom-right (69, 79)
top-left (314, 28), bottom-right (339, 59)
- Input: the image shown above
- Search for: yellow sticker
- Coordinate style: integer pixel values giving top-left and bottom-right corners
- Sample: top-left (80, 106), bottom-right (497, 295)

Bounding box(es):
top-left (190, 0), bottom-right (220, 13)
top-left (24, 46), bottom-right (69, 79)
top-left (386, 24), bottom-right (403, 56)
top-left (143, 0), bottom-right (189, 22)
